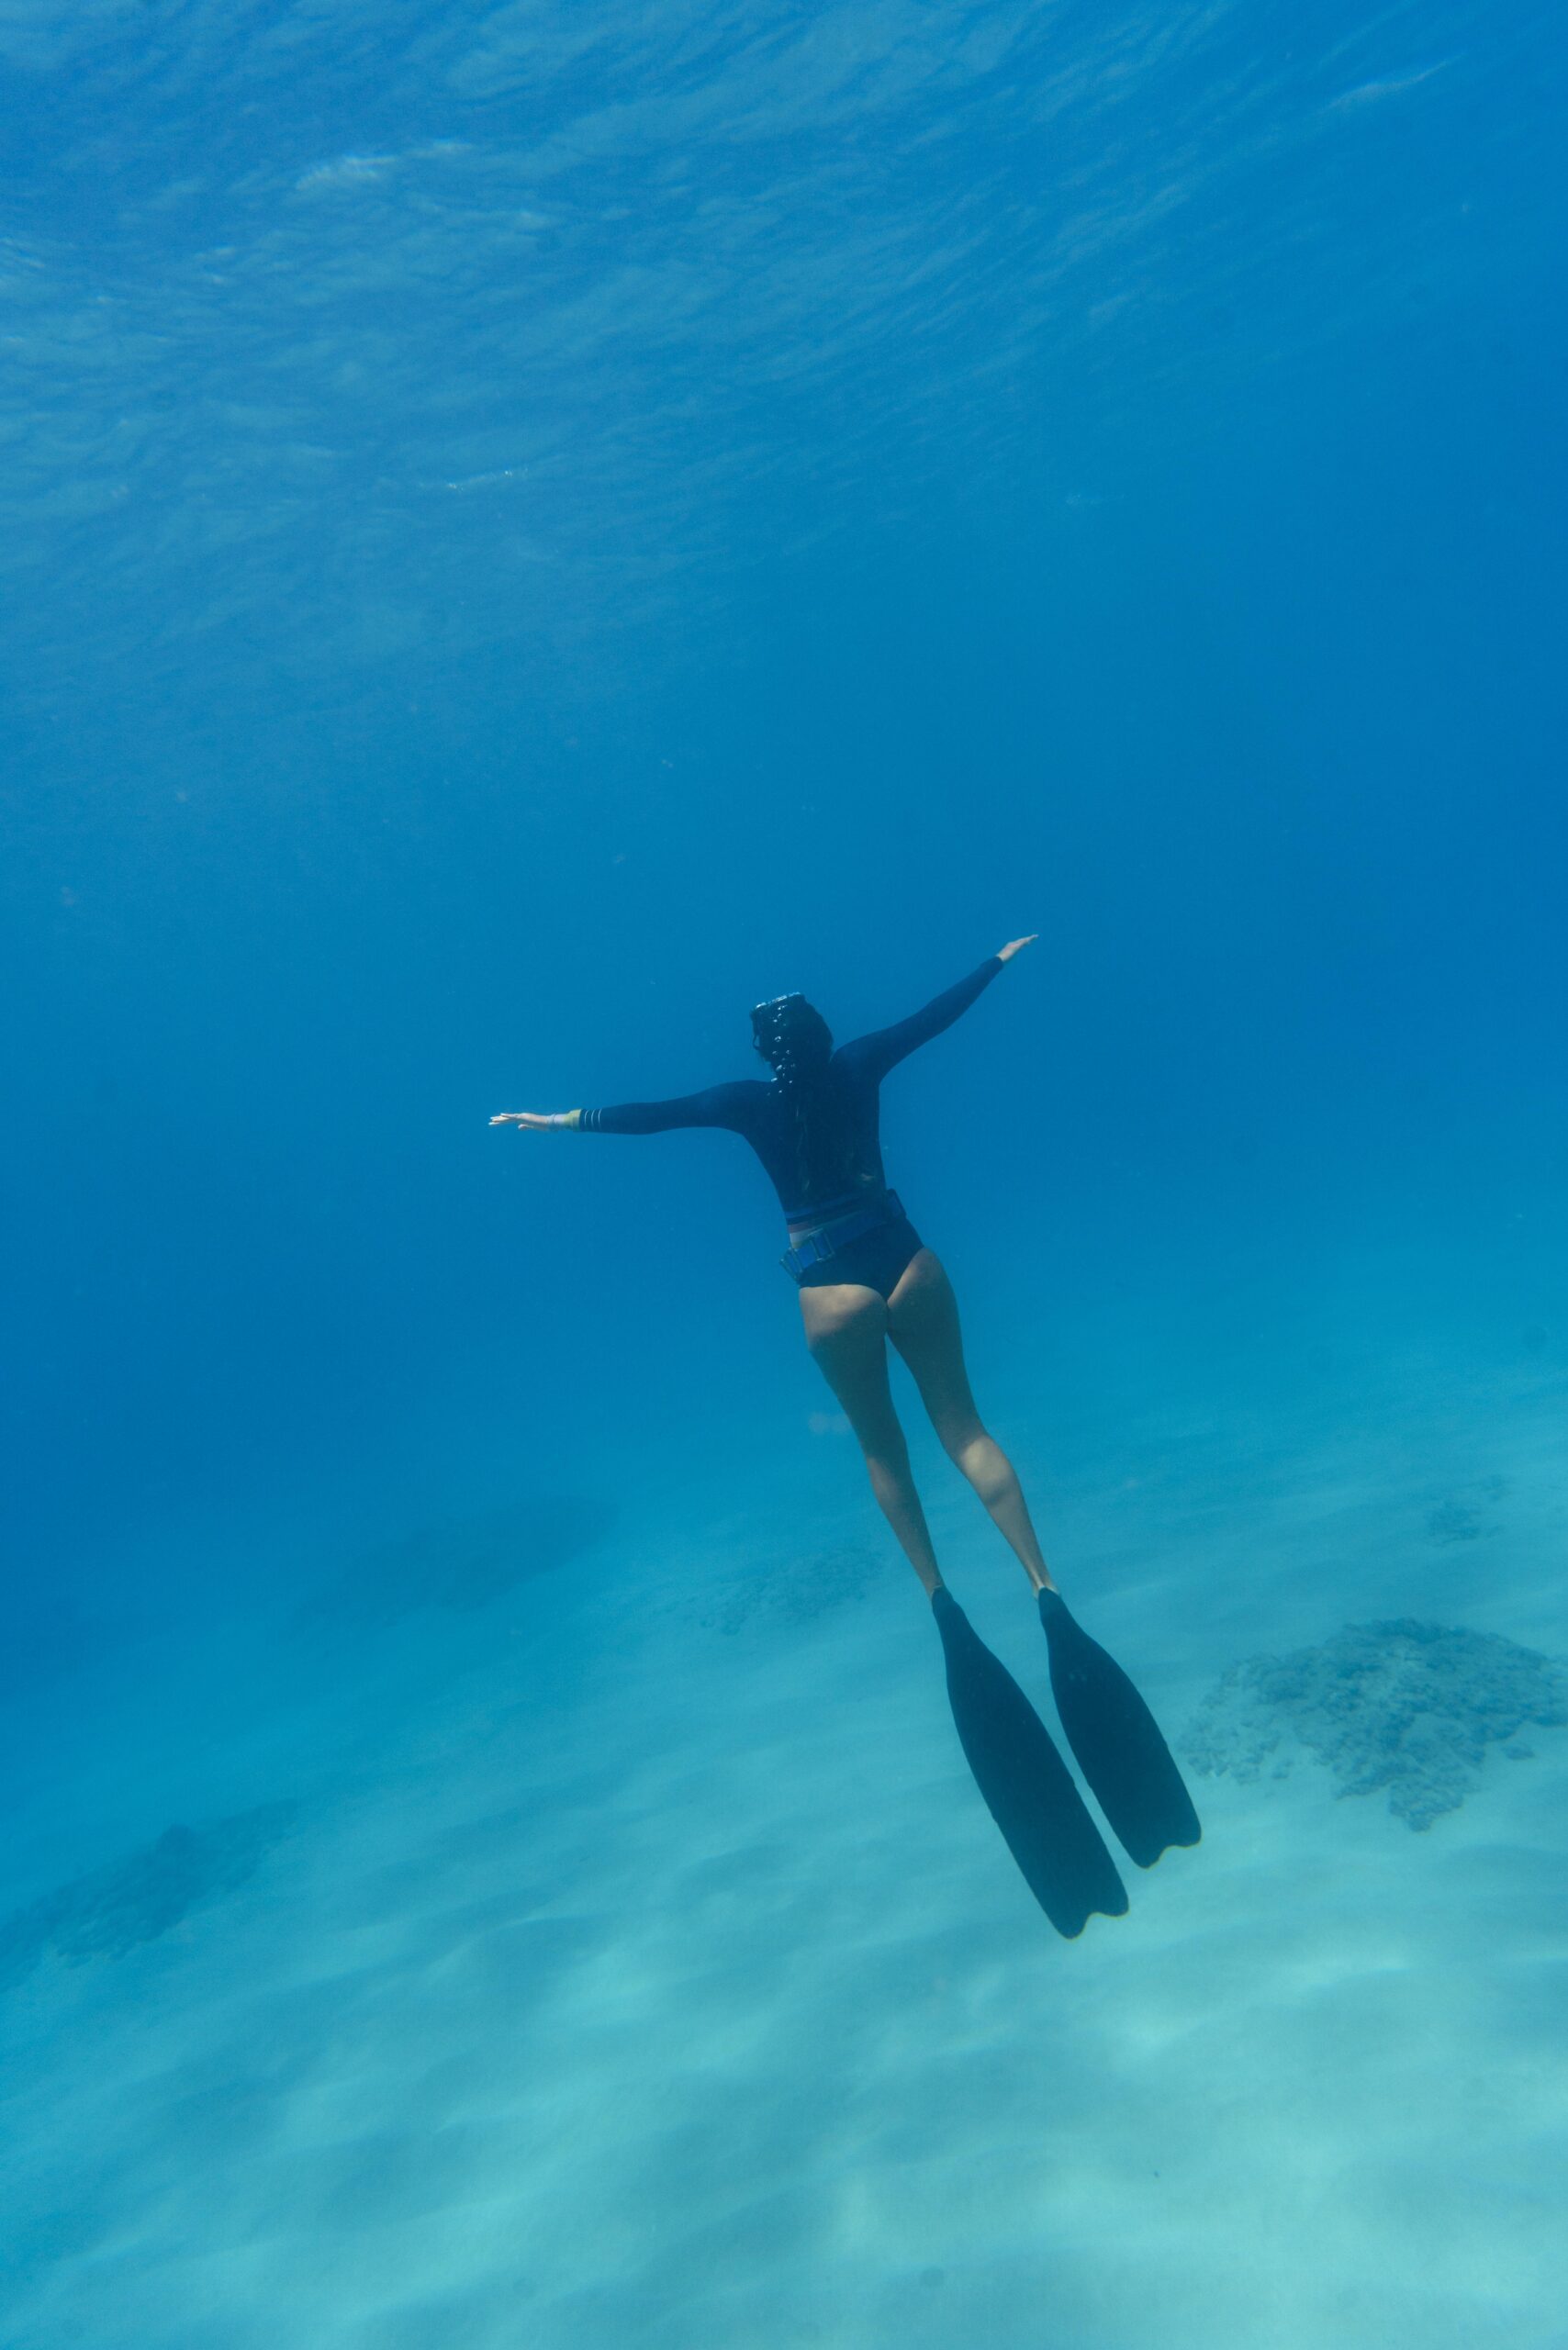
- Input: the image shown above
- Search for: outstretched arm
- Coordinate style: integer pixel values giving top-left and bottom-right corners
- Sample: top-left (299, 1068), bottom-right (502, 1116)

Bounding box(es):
top-left (490, 1080), bottom-right (757, 1137)
top-left (490, 1109), bottom-right (585, 1131)
top-left (842, 935), bottom-right (1036, 1083)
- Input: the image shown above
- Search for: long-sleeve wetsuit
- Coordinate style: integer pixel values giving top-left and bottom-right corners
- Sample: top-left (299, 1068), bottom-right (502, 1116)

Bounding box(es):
top-left (574, 956), bottom-right (1002, 1219)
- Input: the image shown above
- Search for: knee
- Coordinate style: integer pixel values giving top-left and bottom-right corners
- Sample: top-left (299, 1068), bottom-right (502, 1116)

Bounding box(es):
top-left (940, 1416), bottom-right (988, 1466)
top-left (863, 1428), bottom-right (912, 1478)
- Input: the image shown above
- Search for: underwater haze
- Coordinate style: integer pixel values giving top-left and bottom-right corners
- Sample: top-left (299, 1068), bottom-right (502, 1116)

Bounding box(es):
top-left (4, 1), bottom-right (1567, 2344)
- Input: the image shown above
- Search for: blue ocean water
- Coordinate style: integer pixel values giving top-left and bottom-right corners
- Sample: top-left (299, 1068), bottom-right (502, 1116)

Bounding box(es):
top-left (4, 4), bottom-right (1566, 2344)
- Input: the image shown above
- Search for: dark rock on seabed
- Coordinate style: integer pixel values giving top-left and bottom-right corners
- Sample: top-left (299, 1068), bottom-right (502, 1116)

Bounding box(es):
top-left (0, 1803), bottom-right (297, 1995)
top-left (295, 1497), bottom-right (615, 1632)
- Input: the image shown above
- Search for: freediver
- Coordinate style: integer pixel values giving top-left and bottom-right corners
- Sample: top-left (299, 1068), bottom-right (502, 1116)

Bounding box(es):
top-left (491, 938), bottom-right (1198, 1934)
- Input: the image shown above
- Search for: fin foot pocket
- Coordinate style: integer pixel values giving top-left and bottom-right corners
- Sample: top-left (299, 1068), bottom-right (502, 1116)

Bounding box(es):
top-left (933, 1588), bottom-right (1127, 1938)
top-left (1037, 1587), bottom-right (1202, 1868)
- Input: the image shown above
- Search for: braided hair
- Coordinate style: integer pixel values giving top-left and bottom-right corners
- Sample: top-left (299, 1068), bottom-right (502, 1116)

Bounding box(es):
top-left (750, 993), bottom-right (844, 1202)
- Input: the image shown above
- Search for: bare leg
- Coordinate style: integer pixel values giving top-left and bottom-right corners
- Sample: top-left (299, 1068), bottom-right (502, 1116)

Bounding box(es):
top-left (887, 1249), bottom-right (1057, 1594)
top-left (799, 1281), bottom-right (943, 1595)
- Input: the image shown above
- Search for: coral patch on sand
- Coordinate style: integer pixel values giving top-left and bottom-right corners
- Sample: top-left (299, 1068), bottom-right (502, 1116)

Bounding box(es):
top-left (1182, 1620), bottom-right (1566, 1830)
top-left (689, 1544), bottom-right (890, 1635)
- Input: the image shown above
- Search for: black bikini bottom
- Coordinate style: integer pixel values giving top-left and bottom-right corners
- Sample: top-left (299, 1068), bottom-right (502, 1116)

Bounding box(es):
top-left (792, 1212), bottom-right (924, 1302)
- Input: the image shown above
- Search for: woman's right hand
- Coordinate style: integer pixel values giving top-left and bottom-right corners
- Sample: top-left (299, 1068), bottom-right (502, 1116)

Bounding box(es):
top-left (489, 1111), bottom-right (559, 1130)
top-left (997, 934), bottom-right (1038, 964)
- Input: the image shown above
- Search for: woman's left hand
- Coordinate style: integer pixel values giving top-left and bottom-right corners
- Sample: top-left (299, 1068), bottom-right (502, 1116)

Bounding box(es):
top-left (997, 934), bottom-right (1038, 963)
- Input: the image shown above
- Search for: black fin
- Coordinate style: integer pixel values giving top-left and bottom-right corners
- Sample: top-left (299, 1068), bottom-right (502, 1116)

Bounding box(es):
top-left (1037, 1588), bottom-right (1202, 1868)
top-left (933, 1587), bottom-right (1127, 1937)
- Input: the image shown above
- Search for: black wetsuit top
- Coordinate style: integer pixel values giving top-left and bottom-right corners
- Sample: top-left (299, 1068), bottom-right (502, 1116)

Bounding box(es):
top-left (579, 956), bottom-right (1002, 1219)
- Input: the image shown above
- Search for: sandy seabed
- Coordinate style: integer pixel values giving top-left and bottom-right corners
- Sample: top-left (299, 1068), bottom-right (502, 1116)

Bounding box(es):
top-left (4, 1315), bottom-right (1566, 2350)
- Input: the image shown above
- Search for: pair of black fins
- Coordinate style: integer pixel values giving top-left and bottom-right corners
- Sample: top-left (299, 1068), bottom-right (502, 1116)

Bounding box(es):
top-left (933, 1583), bottom-right (1200, 1936)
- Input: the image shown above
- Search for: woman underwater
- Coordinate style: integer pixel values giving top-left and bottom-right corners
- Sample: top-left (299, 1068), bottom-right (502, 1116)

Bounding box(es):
top-left (492, 938), bottom-right (1198, 1935)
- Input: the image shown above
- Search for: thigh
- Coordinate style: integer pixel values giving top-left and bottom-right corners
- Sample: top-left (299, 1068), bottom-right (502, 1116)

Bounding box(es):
top-left (886, 1249), bottom-right (982, 1440)
top-left (799, 1283), bottom-right (901, 1446)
